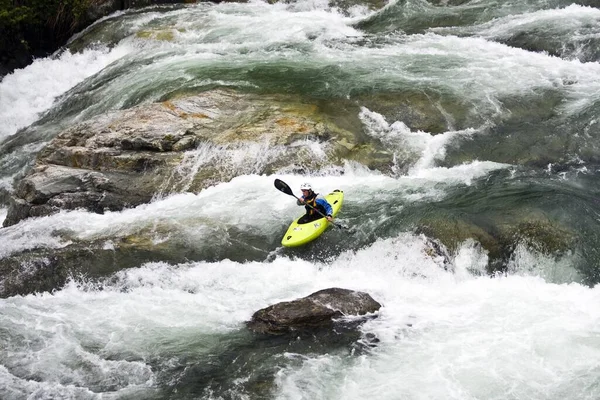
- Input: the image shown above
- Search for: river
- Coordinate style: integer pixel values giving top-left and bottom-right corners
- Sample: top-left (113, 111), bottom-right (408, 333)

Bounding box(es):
top-left (0, 0), bottom-right (599, 399)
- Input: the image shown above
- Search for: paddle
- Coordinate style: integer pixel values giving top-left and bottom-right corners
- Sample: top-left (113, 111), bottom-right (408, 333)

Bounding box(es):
top-left (274, 178), bottom-right (349, 230)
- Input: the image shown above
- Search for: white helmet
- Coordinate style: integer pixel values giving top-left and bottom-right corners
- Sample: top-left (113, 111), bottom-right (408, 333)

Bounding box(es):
top-left (300, 182), bottom-right (312, 191)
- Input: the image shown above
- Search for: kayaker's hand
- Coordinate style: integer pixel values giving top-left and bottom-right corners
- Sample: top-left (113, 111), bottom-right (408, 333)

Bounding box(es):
top-left (326, 216), bottom-right (333, 222)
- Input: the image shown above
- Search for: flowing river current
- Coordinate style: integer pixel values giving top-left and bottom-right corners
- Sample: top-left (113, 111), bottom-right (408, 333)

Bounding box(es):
top-left (1, 0), bottom-right (600, 399)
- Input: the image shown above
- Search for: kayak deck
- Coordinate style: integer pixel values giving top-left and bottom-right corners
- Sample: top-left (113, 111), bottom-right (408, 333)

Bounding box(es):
top-left (281, 190), bottom-right (344, 247)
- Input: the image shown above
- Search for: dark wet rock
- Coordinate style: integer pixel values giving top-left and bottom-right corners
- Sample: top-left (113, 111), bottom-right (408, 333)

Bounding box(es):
top-left (497, 214), bottom-right (577, 257)
top-left (0, 240), bottom-right (188, 298)
top-left (423, 236), bottom-right (453, 272)
top-left (247, 288), bottom-right (381, 335)
top-left (0, 256), bottom-right (63, 299)
top-left (0, 222), bottom-right (283, 298)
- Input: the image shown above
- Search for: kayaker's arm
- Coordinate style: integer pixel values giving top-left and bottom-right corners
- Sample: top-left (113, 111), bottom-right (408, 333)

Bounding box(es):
top-left (316, 198), bottom-right (334, 221)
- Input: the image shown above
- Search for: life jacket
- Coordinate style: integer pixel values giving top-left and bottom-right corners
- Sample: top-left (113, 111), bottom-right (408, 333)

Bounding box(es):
top-left (304, 192), bottom-right (325, 215)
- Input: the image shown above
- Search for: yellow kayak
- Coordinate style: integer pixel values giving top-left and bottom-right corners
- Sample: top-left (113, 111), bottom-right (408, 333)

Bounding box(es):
top-left (281, 190), bottom-right (344, 247)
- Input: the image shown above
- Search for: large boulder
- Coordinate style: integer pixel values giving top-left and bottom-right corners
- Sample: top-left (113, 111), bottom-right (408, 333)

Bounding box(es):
top-left (3, 89), bottom-right (364, 227)
top-left (247, 287), bottom-right (381, 335)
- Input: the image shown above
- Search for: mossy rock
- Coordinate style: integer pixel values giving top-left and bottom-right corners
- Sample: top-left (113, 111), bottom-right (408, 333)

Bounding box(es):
top-left (417, 216), bottom-right (502, 260)
top-left (496, 214), bottom-right (577, 256)
top-left (136, 29), bottom-right (176, 42)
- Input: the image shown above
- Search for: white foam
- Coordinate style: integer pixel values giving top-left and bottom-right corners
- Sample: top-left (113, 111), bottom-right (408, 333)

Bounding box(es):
top-left (0, 45), bottom-right (133, 139)
top-left (359, 107), bottom-right (509, 180)
top-left (453, 4), bottom-right (600, 43)
top-left (276, 271), bottom-right (600, 399)
top-left (0, 222), bottom-right (596, 398)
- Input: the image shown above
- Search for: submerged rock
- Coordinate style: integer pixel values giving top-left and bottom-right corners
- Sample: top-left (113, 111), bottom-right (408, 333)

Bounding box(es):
top-left (417, 209), bottom-right (577, 276)
top-left (247, 287), bottom-right (381, 335)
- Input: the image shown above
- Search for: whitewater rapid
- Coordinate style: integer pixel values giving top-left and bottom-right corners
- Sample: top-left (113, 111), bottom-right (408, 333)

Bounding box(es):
top-left (1, 224), bottom-right (598, 399)
top-left (2, 0), bottom-right (600, 398)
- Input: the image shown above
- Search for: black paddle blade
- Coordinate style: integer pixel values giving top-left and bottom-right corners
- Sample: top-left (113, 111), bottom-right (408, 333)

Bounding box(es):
top-left (274, 179), bottom-right (294, 196)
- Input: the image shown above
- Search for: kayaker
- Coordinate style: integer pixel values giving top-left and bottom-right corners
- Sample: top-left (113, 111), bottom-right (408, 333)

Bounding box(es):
top-left (297, 183), bottom-right (334, 224)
